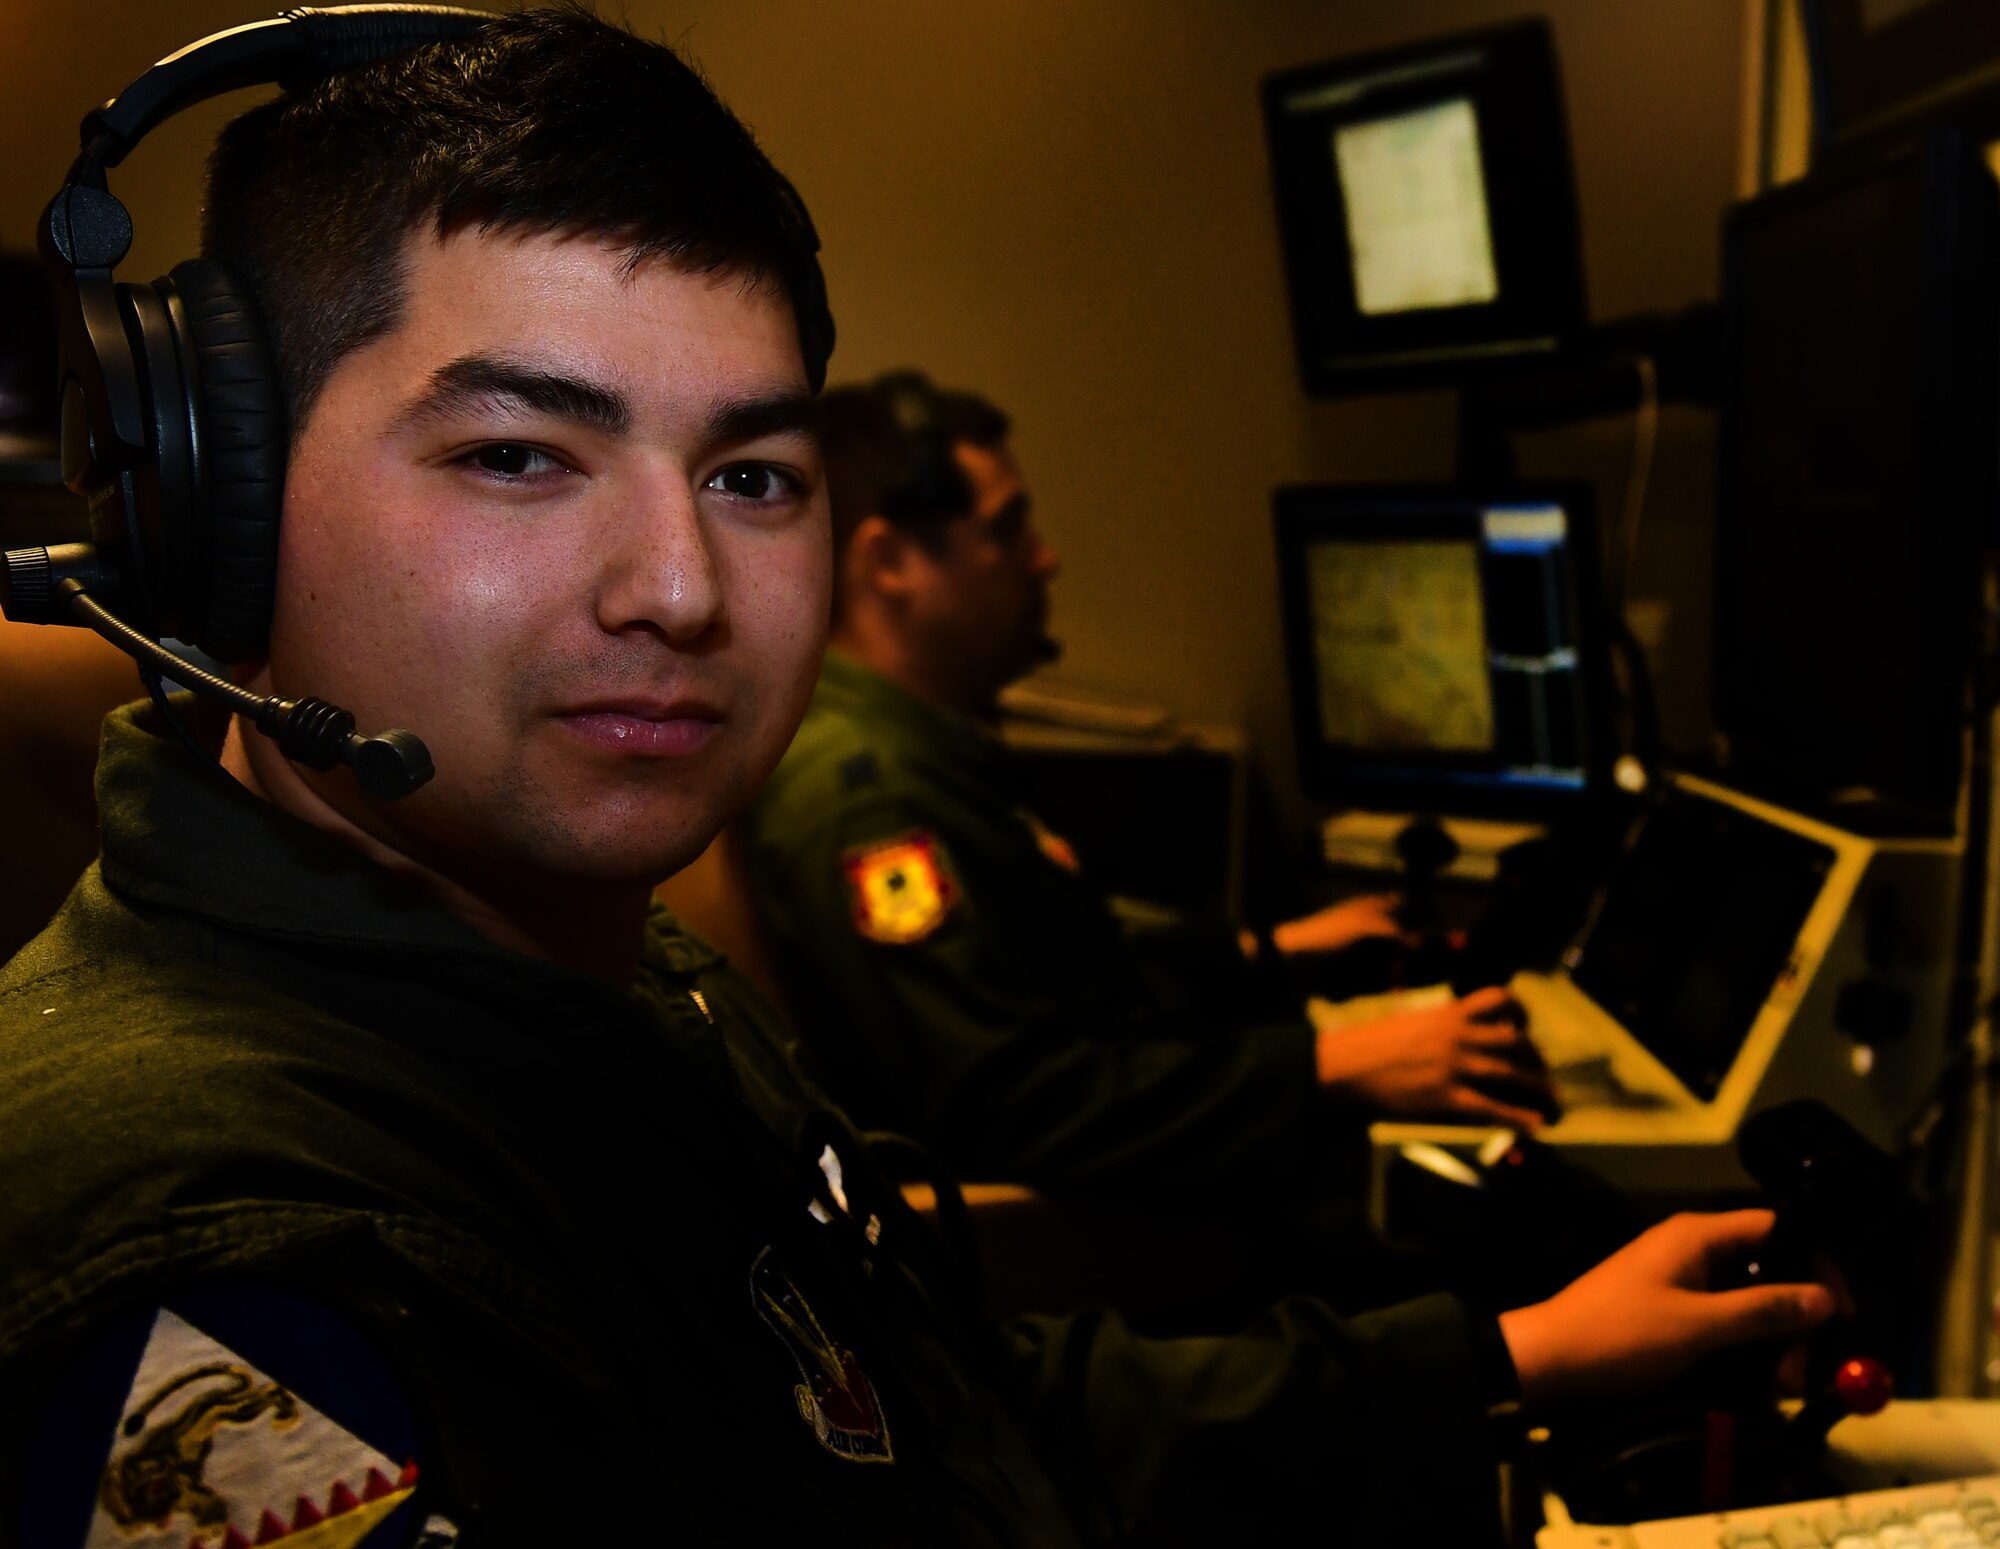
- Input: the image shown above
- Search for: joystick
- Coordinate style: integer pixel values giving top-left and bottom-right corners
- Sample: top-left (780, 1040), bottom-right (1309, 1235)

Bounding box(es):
top-left (1540, 1102), bottom-right (1921, 1524)
top-left (1388, 815), bottom-right (1463, 987)
top-left (1833, 1355), bottom-right (1894, 1418)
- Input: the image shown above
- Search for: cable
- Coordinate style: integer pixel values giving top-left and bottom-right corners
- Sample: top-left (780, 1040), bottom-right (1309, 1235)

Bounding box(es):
top-left (1615, 353), bottom-right (1660, 608)
top-left (139, 663), bottom-right (214, 761)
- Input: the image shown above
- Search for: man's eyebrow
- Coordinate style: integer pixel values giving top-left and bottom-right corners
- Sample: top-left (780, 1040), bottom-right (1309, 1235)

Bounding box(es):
top-left (395, 354), bottom-right (632, 436)
top-left (702, 390), bottom-right (821, 448)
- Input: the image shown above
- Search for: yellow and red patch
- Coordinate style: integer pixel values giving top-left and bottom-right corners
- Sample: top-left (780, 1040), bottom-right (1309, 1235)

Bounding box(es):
top-left (842, 832), bottom-right (957, 944)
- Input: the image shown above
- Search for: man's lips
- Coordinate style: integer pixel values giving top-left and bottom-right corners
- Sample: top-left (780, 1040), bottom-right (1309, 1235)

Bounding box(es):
top-left (554, 698), bottom-right (723, 756)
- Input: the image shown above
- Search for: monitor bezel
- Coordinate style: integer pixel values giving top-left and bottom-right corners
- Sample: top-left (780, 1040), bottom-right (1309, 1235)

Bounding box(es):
top-left (1261, 19), bottom-right (1588, 397)
top-left (1273, 479), bottom-right (1618, 820)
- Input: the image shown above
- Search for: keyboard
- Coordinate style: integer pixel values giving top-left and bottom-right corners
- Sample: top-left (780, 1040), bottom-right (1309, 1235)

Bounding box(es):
top-left (1537, 1474), bottom-right (2000, 1547)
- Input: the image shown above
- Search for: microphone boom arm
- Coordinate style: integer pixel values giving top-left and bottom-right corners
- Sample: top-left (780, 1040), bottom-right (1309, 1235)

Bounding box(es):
top-left (1, 540), bottom-right (431, 800)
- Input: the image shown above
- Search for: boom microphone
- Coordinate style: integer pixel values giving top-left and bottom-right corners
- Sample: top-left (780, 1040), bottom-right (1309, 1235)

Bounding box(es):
top-left (2, 541), bottom-right (433, 800)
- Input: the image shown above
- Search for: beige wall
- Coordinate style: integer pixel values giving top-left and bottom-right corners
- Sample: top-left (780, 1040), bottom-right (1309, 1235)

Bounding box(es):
top-left (1, 0), bottom-right (282, 279)
top-left (3, 1), bottom-right (1751, 824)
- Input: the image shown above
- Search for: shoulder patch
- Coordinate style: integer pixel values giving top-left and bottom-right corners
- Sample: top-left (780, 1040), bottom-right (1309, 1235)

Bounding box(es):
top-left (841, 833), bottom-right (957, 945)
top-left (19, 1290), bottom-right (449, 1549)
top-left (749, 1247), bottom-right (892, 1464)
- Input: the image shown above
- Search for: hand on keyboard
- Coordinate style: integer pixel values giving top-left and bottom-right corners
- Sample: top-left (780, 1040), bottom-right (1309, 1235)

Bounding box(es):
top-left (1499, 1209), bottom-right (1836, 1410)
top-left (1314, 983), bottom-right (1561, 1131)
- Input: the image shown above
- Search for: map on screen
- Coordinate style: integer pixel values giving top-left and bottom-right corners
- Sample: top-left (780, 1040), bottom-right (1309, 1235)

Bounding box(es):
top-left (1306, 538), bottom-right (1494, 753)
top-left (1334, 97), bottom-right (1500, 316)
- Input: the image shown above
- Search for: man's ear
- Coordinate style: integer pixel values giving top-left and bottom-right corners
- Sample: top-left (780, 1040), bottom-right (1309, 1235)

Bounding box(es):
top-left (845, 514), bottom-right (920, 601)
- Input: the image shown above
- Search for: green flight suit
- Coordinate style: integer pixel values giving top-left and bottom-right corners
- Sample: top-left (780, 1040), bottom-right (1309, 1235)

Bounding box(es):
top-left (0, 700), bottom-right (1514, 1546)
top-left (743, 652), bottom-right (1348, 1203)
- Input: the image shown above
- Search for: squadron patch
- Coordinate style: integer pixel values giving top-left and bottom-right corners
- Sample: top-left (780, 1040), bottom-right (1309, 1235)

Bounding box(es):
top-left (749, 1248), bottom-right (893, 1464)
top-left (842, 832), bottom-right (957, 944)
top-left (18, 1290), bottom-right (446, 1549)
top-left (87, 1310), bottom-right (414, 1549)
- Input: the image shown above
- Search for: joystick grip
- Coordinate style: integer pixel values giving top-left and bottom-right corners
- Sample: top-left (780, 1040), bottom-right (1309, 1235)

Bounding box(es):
top-left (1833, 1355), bottom-right (1893, 1418)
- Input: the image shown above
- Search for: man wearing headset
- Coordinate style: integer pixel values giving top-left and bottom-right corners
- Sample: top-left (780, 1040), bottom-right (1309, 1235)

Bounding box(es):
top-left (0, 10), bottom-right (1830, 1545)
top-left (739, 375), bottom-right (1554, 1221)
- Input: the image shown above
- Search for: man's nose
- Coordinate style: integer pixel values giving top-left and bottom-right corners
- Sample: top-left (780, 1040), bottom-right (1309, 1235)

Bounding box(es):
top-left (595, 484), bottom-right (724, 642)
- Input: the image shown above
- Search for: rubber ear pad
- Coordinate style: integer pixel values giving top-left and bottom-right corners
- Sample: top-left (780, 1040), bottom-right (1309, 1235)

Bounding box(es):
top-left (169, 258), bottom-right (285, 662)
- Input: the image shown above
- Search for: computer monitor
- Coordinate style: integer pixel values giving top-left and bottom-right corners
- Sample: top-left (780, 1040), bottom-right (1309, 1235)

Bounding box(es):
top-left (1802, 0), bottom-right (2000, 152)
top-left (1567, 783), bottom-right (1838, 1103)
top-left (1715, 126), bottom-right (1998, 832)
top-left (1273, 482), bottom-right (1614, 817)
top-left (1261, 19), bottom-right (1587, 396)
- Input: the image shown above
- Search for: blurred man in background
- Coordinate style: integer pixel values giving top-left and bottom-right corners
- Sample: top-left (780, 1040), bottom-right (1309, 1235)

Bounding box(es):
top-left (743, 371), bottom-right (1557, 1227)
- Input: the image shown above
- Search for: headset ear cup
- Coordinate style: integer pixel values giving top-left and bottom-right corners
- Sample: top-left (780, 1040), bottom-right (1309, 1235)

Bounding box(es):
top-left (168, 257), bottom-right (285, 662)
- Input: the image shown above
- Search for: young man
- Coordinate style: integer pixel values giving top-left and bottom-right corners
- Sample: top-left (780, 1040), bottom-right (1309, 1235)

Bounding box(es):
top-left (742, 373), bottom-right (1557, 1204)
top-left (0, 16), bottom-right (1829, 1546)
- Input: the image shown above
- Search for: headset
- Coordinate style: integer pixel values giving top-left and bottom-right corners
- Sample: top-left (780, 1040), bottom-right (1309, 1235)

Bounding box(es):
top-left (1, 5), bottom-right (837, 799)
top-left (872, 370), bottom-right (975, 526)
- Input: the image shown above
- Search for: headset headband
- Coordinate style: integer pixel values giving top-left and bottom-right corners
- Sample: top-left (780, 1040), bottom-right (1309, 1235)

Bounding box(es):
top-left (72, 7), bottom-right (492, 183)
top-left (46, 4), bottom-right (831, 406)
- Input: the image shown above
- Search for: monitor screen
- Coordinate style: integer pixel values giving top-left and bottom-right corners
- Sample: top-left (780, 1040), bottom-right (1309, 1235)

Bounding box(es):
top-left (1335, 97), bottom-right (1500, 317)
top-left (1567, 785), bottom-right (1836, 1102)
top-left (1275, 484), bottom-right (1611, 817)
top-left (1262, 20), bottom-right (1586, 395)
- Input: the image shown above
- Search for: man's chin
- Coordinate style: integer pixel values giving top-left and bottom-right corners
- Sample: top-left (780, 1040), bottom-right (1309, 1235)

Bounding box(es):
top-left (544, 826), bottom-right (718, 890)
top-left (422, 782), bottom-right (726, 896)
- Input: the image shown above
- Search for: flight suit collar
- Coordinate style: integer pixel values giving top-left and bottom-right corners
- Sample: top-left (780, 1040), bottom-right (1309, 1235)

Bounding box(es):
top-left (92, 697), bottom-right (720, 1011)
top-left (815, 650), bottom-right (1004, 776)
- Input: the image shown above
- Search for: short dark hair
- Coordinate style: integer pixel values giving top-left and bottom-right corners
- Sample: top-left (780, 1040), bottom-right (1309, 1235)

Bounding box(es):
top-left (202, 6), bottom-right (831, 437)
top-left (819, 373), bottom-right (1011, 566)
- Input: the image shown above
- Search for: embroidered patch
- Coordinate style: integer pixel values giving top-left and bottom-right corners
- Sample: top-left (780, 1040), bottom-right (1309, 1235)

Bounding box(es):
top-left (842, 833), bottom-right (957, 944)
top-left (749, 1247), bottom-right (893, 1464)
top-left (87, 1310), bottom-right (415, 1548)
top-left (1018, 809), bottom-right (1080, 873)
top-left (18, 1290), bottom-right (446, 1549)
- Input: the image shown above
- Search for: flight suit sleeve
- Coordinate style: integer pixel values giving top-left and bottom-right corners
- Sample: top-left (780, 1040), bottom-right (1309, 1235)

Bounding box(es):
top-left (747, 788), bottom-right (1331, 1200)
top-left (1116, 908), bottom-right (1302, 1028)
top-left (1000, 1292), bottom-right (1514, 1547)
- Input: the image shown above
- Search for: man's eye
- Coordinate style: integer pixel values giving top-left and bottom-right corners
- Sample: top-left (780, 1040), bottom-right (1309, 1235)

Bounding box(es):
top-left (705, 463), bottom-right (798, 502)
top-left (467, 444), bottom-right (566, 479)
